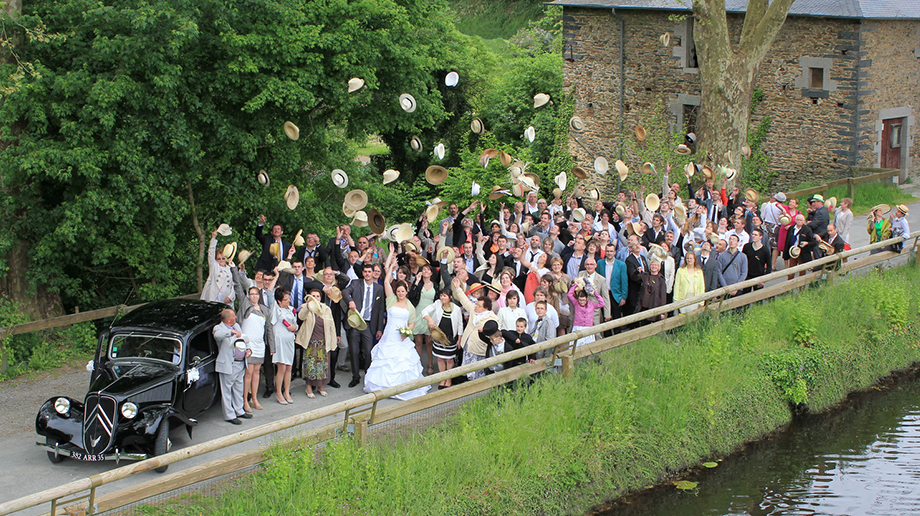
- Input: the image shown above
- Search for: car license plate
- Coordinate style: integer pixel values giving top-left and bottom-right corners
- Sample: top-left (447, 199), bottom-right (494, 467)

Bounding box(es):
top-left (71, 451), bottom-right (106, 462)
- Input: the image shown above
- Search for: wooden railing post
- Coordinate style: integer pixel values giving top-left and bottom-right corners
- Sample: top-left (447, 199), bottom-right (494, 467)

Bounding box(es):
top-left (354, 419), bottom-right (368, 448)
top-left (561, 355), bottom-right (574, 379)
top-left (848, 177), bottom-right (855, 199)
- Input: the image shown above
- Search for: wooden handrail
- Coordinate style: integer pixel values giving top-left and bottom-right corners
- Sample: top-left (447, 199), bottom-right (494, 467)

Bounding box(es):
top-left (0, 235), bottom-right (914, 516)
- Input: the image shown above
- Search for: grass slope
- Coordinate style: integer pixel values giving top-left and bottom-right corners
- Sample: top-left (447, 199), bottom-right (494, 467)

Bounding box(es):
top-left (453, 0), bottom-right (547, 40)
top-left (142, 264), bottom-right (920, 515)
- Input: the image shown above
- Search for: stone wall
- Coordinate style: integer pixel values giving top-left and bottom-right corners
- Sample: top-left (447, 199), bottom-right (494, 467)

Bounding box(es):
top-left (561, 8), bottom-right (914, 191)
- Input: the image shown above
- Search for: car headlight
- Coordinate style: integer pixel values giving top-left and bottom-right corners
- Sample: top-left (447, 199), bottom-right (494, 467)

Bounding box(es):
top-left (54, 398), bottom-right (70, 415)
top-left (121, 402), bottom-right (138, 419)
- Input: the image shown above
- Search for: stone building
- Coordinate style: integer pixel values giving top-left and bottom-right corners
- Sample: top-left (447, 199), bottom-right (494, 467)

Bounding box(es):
top-left (548, 0), bottom-right (920, 189)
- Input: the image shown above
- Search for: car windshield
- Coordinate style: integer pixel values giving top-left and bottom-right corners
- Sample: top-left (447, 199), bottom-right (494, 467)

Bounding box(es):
top-left (109, 333), bottom-right (182, 364)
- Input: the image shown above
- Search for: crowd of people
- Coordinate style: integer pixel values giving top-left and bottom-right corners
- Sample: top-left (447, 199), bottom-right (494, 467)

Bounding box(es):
top-left (203, 166), bottom-right (911, 425)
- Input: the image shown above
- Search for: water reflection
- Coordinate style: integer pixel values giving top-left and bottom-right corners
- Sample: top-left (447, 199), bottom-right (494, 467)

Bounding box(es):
top-left (597, 370), bottom-right (920, 516)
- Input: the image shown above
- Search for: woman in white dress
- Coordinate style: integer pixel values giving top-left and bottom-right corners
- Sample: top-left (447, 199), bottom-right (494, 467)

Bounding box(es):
top-left (363, 277), bottom-right (430, 401)
top-left (271, 289), bottom-right (298, 405)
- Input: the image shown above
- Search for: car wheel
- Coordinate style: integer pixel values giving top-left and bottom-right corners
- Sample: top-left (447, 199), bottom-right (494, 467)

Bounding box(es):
top-left (153, 420), bottom-right (170, 473)
top-left (46, 437), bottom-right (65, 464)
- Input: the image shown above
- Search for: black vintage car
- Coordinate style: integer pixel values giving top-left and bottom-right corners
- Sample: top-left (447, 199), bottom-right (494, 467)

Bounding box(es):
top-left (36, 299), bottom-right (226, 472)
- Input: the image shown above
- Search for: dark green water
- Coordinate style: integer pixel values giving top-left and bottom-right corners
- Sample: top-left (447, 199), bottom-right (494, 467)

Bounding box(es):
top-left (596, 369), bottom-right (920, 516)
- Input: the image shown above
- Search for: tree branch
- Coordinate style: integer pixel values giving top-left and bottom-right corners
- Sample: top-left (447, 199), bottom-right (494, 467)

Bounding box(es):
top-left (693, 0), bottom-right (731, 76)
top-left (739, 0), bottom-right (767, 47)
top-left (740, 0), bottom-right (795, 71)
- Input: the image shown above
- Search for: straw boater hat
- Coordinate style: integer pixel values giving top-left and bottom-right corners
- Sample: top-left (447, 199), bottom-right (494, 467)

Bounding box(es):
top-left (588, 188), bottom-right (600, 201)
top-left (569, 116), bottom-right (585, 132)
top-left (896, 204), bottom-right (909, 215)
top-left (512, 182), bottom-right (527, 198)
top-left (306, 295), bottom-right (323, 315)
top-left (524, 126), bottom-right (536, 143)
top-left (283, 121), bottom-right (299, 141)
top-left (594, 156), bottom-right (609, 175)
top-left (425, 202), bottom-right (440, 222)
top-left (257, 170), bottom-right (270, 186)
top-left (410, 136), bottom-right (423, 152)
top-left (675, 144), bottom-right (692, 155)
top-left (519, 176), bottom-right (538, 193)
top-left (673, 204), bottom-right (687, 224)
top-left (807, 194), bottom-right (824, 204)
top-left (471, 181), bottom-right (481, 196)
top-left (331, 169), bottom-right (348, 188)
top-left (648, 243), bottom-right (667, 261)
top-left (342, 202), bottom-right (356, 218)
top-left (489, 185), bottom-right (510, 200)
top-left (741, 144), bottom-right (752, 159)
top-left (351, 210), bottom-right (368, 227)
top-left (724, 150), bottom-right (734, 165)
top-left (470, 118), bottom-right (485, 134)
top-left (640, 162), bottom-right (656, 175)
top-left (745, 189), bottom-right (760, 203)
top-left (572, 208), bottom-right (586, 222)
top-left (403, 240), bottom-right (420, 254)
top-left (627, 222), bottom-right (641, 235)
top-left (426, 165), bottom-right (448, 185)
top-left (824, 197), bottom-right (837, 210)
top-left (789, 245), bottom-right (801, 259)
top-left (554, 171), bottom-right (567, 191)
top-left (553, 187), bottom-right (564, 199)
top-left (429, 325), bottom-right (450, 347)
top-left (724, 167), bottom-right (738, 181)
top-left (479, 148), bottom-right (498, 167)
top-left (270, 242), bottom-right (281, 260)
top-left (500, 151), bottom-right (513, 167)
top-left (326, 285), bottom-right (343, 303)
top-left (707, 233), bottom-right (720, 245)
top-left (398, 93), bottom-right (417, 113)
top-left (382, 169), bottom-right (400, 185)
top-left (237, 249), bottom-right (252, 265)
top-left (285, 185), bottom-right (300, 210)
top-left (347, 77), bottom-right (365, 93)
top-left (615, 160), bottom-right (628, 180)
top-left (818, 241), bottom-right (835, 255)
top-left (344, 189), bottom-right (368, 211)
top-left (434, 143), bottom-right (446, 160)
top-left (701, 166), bottom-right (714, 180)
top-left (367, 209), bottom-right (386, 235)
top-left (347, 309), bottom-right (368, 331)
top-left (533, 93), bottom-right (551, 108)
top-left (445, 71), bottom-right (459, 87)
top-left (293, 229), bottom-right (305, 247)
top-left (571, 166), bottom-right (587, 180)
top-left (684, 162), bottom-right (695, 177)
top-left (872, 204), bottom-right (891, 215)
top-left (217, 223), bottom-right (232, 236)
top-left (634, 125), bottom-right (647, 142)
top-left (277, 260), bottom-right (295, 274)
top-left (221, 242), bottom-right (237, 262)
top-left (779, 213), bottom-right (792, 225)
top-left (437, 246), bottom-right (456, 263)
top-left (393, 223), bottom-right (414, 243)
top-left (659, 33), bottom-right (670, 47)
top-left (615, 203), bottom-right (626, 216)
top-left (645, 193), bottom-right (660, 212)
top-left (523, 172), bottom-right (541, 187)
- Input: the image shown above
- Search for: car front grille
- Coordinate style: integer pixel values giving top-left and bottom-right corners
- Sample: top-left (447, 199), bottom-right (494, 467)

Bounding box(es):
top-left (83, 394), bottom-right (117, 455)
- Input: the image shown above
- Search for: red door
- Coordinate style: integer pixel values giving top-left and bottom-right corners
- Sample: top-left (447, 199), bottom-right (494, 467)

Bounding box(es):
top-left (881, 118), bottom-right (904, 169)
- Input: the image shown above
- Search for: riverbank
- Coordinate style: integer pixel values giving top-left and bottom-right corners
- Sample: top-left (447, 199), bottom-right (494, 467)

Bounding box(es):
top-left (140, 263), bottom-right (920, 515)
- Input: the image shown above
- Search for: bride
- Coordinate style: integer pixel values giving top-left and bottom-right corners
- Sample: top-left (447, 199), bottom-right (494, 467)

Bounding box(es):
top-left (363, 248), bottom-right (430, 401)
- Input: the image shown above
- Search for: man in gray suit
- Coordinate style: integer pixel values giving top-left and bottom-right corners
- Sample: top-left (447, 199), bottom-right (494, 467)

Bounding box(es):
top-left (213, 309), bottom-right (251, 425)
top-left (342, 266), bottom-right (386, 388)
top-left (698, 240), bottom-right (726, 292)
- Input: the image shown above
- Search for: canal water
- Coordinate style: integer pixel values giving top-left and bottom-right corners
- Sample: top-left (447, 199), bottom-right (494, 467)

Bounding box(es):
top-left (595, 368), bottom-right (920, 516)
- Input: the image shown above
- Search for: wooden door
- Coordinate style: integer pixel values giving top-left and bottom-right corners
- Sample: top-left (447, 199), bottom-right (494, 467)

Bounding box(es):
top-left (881, 117), bottom-right (904, 170)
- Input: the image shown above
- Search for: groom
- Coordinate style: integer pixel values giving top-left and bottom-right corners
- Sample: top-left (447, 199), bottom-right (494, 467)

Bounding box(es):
top-left (342, 266), bottom-right (385, 387)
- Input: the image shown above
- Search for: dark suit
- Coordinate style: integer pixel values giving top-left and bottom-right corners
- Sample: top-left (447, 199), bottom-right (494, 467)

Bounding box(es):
top-left (698, 252), bottom-right (726, 292)
top-left (255, 225), bottom-right (292, 273)
top-left (807, 206), bottom-right (830, 239)
top-left (321, 275), bottom-right (349, 384)
top-left (783, 225), bottom-right (815, 262)
top-left (624, 253), bottom-right (649, 316)
top-left (642, 228), bottom-right (666, 249)
top-left (342, 279), bottom-right (386, 380)
top-left (298, 245), bottom-right (328, 270)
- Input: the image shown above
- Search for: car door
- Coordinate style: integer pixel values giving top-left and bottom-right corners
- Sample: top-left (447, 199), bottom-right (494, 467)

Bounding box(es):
top-left (181, 331), bottom-right (219, 415)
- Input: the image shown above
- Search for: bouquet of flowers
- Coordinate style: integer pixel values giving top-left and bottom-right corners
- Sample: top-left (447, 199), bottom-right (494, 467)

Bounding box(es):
top-left (398, 326), bottom-right (413, 339)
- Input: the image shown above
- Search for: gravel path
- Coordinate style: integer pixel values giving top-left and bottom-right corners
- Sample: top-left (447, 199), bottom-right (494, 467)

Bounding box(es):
top-left (0, 362), bottom-right (89, 437)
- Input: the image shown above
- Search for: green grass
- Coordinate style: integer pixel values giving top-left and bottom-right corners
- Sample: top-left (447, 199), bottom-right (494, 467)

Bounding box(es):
top-left (353, 141), bottom-right (390, 156)
top-left (139, 265), bottom-right (920, 515)
top-left (453, 0), bottom-right (546, 40)
top-left (791, 181), bottom-right (914, 215)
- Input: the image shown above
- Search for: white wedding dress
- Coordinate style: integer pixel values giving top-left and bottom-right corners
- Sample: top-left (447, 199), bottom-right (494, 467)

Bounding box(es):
top-left (363, 305), bottom-right (430, 401)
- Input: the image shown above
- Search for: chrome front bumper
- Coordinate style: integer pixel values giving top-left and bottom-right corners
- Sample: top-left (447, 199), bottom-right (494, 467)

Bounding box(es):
top-left (37, 441), bottom-right (148, 463)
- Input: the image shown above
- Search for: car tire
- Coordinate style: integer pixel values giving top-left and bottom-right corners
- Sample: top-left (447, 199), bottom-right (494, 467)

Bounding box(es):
top-left (153, 420), bottom-right (170, 473)
top-left (46, 437), bottom-right (65, 464)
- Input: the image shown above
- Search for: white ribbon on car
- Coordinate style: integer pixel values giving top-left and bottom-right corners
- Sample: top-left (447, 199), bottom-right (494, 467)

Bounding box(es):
top-left (186, 367), bottom-right (200, 386)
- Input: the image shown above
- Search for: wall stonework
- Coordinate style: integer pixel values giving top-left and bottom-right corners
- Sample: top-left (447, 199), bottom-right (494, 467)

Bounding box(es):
top-left (562, 7), bottom-right (920, 190)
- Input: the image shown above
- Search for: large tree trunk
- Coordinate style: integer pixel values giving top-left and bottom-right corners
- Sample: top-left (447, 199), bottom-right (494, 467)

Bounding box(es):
top-left (692, 0), bottom-right (794, 185)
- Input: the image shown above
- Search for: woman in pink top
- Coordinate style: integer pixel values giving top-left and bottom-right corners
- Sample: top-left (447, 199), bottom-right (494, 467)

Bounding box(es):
top-left (567, 281), bottom-right (605, 347)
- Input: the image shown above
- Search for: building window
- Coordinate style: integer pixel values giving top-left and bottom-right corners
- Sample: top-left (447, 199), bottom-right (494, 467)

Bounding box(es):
top-left (672, 19), bottom-right (699, 74)
top-left (794, 57), bottom-right (837, 98)
top-left (668, 94), bottom-right (701, 133)
top-left (890, 123), bottom-right (903, 149)
top-left (809, 67), bottom-right (824, 89)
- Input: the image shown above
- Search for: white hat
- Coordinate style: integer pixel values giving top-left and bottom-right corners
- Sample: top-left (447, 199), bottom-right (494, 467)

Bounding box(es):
top-left (285, 185), bottom-right (299, 210)
top-left (569, 116), bottom-right (585, 132)
top-left (445, 71), bottom-right (459, 87)
top-left (470, 118), bottom-right (485, 134)
top-left (217, 224), bottom-right (233, 237)
top-left (554, 171), bottom-right (567, 191)
top-left (471, 181), bottom-right (481, 196)
top-left (332, 169), bottom-right (348, 188)
top-left (398, 93), bottom-right (417, 113)
top-left (594, 156), bottom-right (609, 175)
top-left (409, 136), bottom-right (422, 152)
top-left (572, 208), bottom-right (586, 221)
top-left (383, 169), bottom-right (400, 185)
top-left (347, 77), bottom-right (365, 93)
top-left (257, 170), bottom-right (270, 186)
top-left (533, 93), bottom-right (551, 108)
top-left (434, 143), bottom-right (445, 160)
top-left (393, 223), bottom-right (414, 243)
top-left (351, 211), bottom-right (368, 227)
top-left (524, 126), bottom-right (536, 143)
top-left (615, 160), bottom-right (628, 180)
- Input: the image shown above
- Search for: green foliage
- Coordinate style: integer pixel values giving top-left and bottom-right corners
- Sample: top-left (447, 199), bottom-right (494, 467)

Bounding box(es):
top-left (622, 98), bottom-right (697, 196)
top-left (742, 89), bottom-right (775, 193)
top-left (791, 182), bottom-right (915, 216)
top-left (453, 0), bottom-right (546, 40)
top-left (761, 345), bottom-right (825, 405)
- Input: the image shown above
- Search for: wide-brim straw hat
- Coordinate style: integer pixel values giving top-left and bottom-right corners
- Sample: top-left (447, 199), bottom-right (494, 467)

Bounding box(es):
top-left (403, 240), bottom-right (420, 254)
top-left (306, 296), bottom-right (323, 315)
top-left (470, 118), bottom-right (485, 134)
top-left (285, 185), bottom-right (300, 210)
top-left (745, 188), bottom-right (760, 203)
top-left (523, 172), bottom-right (541, 188)
top-left (347, 77), bottom-right (365, 93)
top-left (489, 185), bottom-right (510, 200)
top-left (673, 204), bottom-right (687, 224)
top-left (571, 166), bottom-right (587, 180)
top-left (351, 210), bottom-right (368, 227)
top-left (398, 93), bottom-right (417, 113)
top-left (648, 243), bottom-right (667, 261)
top-left (615, 204), bottom-right (626, 216)
top-left (594, 157), bottom-right (609, 175)
top-left (572, 208), bottom-right (586, 222)
top-left (410, 136), bottom-right (423, 152)
top-left (789, 245), bottom-right (801, 259)
top-left (825, 197), bottom-right (838, 210)
top-left (269, 242), bottom-right (281, 260)
top-left (553, 279), bottom-right (568, 294)
top-left (519, 176), bottom-right (538, 193)
top-left (645, 193), bottom-right (660, 212)
top-left (332, 169), bottom-right (348, 188)
top-left (872, 203), bottom-right (891, 215)
top-left (221, 242), bottom-right (237, 262)
top-left (701, 166), bottom-right (714, 180)
top-left (426, 165), bottom-right (448, 185)
top-left (344, 189), bottom-right (368, 211)
top-left (707, 233), bottom-right (720, 245)
top-left (635, 125), bottom-right (647, 142)
top-left (615, 160), bottom-right (628, 180)
top-left (640, 162), bottom-right (656, 175)
top-left (626, 222), bottom-right (640, 235)
top-left (293, 229), bottom-right (305, 247)
top-left (277, 260), bottom-right (295, 274)
top-left (588, 188), bottom-right (600, 201)
top-left (512, 182), bottom-right (527, 198)
top-left (675, 144), bottom-right (692, 155)
top-left (237, 249), bottom-right (252, 265)
top-left (683, 162), bottom-right (695, 177)
top-left (500, 151), bottom-right (513, 167)
top-left (283, 121), bottom-right (299, 141)
top-left (569, 116), bottom-right (585, 132)
top-left (343, 202), bottom-right (356, 218)
top-left (533, 93), bottom-right (550, 108)
top-left (367, 208), bottom-right (386, 235)
top-left (429, 326), bottom-right (450, 347)
top-left (217, 223), bottom-right (232, 236)
top-left (383, 169), bottom-right (400, 185)
top-left (724, 167), bottom-right (738, 181)
top-left (896, 204), bottom-right (909, 215)
top-left (818, 241), bottom-right (835, 255)
top-left (554, 171), bottom-right (567, 191)
top-left (257, 170), bottom-right (270, 186)
top-left (479, 148), bottom-right (498, 168)
top-left (524, 126), bottom-right (536, 143)
top-left (327, 285), bottom-right (343, 303)
top-left (779, 214), bottom-right (792, 226)
top-left (437, 246), bottom-right (456, 263)
top-left (445, 71), bottom-right (459, 87)
top-left (347, 309), bottom-right (368, 331)
top-left (434, 143), bottom-right (446, 161)
top-left (393, 223), bottom-right (414, 243)
top-left (425, 203), bottom-right (440, 222)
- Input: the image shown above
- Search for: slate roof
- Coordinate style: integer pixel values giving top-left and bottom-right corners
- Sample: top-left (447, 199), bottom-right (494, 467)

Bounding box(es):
top-left (545, 0), bottom-right (920, 20)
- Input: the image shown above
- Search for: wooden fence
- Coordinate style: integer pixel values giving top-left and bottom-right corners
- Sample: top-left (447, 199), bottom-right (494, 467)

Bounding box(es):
top-left (0, 234), bottom-right (917, 516)
top-left (785, 167), bottom-right (899, 201)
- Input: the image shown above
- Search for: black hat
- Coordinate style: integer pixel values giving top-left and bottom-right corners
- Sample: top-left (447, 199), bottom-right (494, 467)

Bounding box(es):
top-left (305, 280), bottom-right (324, 294)
top-left (480, 320), bottom-right (501, 338)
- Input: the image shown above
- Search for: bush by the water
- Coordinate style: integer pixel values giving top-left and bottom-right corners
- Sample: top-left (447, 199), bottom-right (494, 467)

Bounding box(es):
top-left (142, 265), bottom-right (920, 515)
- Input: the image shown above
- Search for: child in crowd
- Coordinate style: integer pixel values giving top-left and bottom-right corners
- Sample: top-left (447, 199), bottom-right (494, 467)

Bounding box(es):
top-left (501, 317), bottom-right (536, 368)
